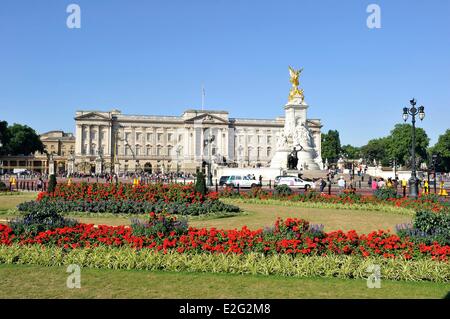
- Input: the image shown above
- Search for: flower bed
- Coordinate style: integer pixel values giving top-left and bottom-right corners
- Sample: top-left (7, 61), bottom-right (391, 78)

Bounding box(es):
top-left (1, 215), bottom-right (448, 262)
top-left (18, 183), bottom-right (239, 216)
top-left (219, 187), bottom-right (449, 213)
top-left (37, 182), bottom-right (213, 203)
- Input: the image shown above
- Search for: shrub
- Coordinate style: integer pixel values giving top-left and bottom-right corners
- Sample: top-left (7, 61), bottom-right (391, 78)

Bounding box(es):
top-left (396, 211), bottom-right (450, 245)
top-left (195, 172), bottom-right (208, 196)
top-left (9, 207), bottom-right (78, 237)
top-left (0, 181), bottom-right (8, 192)
top-left (131, 212), bottom-right (188, 238)
top-left (47, 175), bottom-right (57, 193)
top-left (274, 184), bottom-right (292, 196)
top-left (374, 187), bottom-right (398, 200)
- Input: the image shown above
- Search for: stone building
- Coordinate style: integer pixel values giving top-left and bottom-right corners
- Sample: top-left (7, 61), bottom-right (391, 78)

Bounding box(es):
top-left (0, 130), bottom-right (75, 174)
top-left (74, 108), bottom-right (322, 174)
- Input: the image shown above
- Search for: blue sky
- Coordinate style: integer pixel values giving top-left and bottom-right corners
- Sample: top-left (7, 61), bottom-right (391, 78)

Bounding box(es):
top-left (0, 0), bottom-right (449, 147)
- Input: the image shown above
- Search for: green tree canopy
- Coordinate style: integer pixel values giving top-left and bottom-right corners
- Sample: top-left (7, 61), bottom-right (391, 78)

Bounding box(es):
top-left (341, 144), bottom-right (361, 160)
top-left (361, 138), bottom-right (390, 166)
top-left (321, 130), bottom-right (341, 163)
top-left (0, 121), bottom-right (9, 155)
top-left (2, 123), bottom-right (44, 156)
top-left (386, 124), bottom-right (429, 167)
top-left (431, 129), bottom-right (450, 172)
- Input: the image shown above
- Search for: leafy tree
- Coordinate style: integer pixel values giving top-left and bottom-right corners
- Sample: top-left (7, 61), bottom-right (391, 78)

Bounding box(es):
top-left (47, 174), bottom-right (57, 193)
top-left (386, 124), bottom-right (429, 167)
top-left (431, 130), bottom-right (450, 172)
top-left (321, 130), bottom-right (341, 163)
top-left (361, 138), bottom-right (390, 166)
top-left (4, 123), bottom-right (44, 155)
top-left (195, 172), bottom-right (208, 196)
top-left (341, 144), bottom-right (361, 160)
top-left (0, 121), bottom-right (9, 155)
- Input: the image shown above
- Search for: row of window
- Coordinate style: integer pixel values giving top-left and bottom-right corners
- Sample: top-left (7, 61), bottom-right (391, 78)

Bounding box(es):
top-left (123, 132), bottom-right (182, 144)
top-left (237, 135), bottom-right (273, 145)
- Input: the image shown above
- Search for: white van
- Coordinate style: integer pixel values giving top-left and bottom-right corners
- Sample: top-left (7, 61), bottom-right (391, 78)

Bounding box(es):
top-left (225, 175), bottom-right (259, 188)
top-left (277, 176), bottom-right (316, 190)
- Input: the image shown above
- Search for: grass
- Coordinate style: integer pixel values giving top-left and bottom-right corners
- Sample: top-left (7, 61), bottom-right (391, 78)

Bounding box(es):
top-left (0, 192), bottom-right (37, 212)
top-left (189, 202), bottom-right (411, 234)
top-left (1, 264), bottom-right (448, 299)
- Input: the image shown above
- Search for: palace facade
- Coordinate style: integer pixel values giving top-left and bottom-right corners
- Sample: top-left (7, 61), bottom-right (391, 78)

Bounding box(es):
top-left (74, 109), bottom-right (322, 174)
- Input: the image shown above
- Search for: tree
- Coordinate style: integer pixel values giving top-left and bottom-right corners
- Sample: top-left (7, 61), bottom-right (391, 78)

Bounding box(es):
top-left (321, 130), bottom-right (341, 163)
top-left (4, 123), bottom-right (44, 155)
top-left (0, 121), bottom-right (9, 155)
top-left (386, 124), bottom-right (429, 167)
top-left (47, 174), bottom-right (57, 193)
top-left (361, 138), bottom-right (390, 166)
top-left (431, 130), bottom-right (450, 172)
top-left (341, 144), bottom-right (361, 160)
top-left (195, 171), bottom-right (208, 196)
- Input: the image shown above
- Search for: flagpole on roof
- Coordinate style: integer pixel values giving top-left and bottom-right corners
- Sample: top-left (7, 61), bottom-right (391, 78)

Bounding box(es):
top-left (201, 85), bottom-right (205, 111)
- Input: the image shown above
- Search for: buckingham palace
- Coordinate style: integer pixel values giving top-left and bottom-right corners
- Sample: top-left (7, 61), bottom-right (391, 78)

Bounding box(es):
top-left (73, 108), bottom-right (323, 174)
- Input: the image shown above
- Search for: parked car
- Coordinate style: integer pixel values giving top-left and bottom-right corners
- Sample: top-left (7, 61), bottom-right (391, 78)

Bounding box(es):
top-left (225, 175), bottom-right (259, 188)
top-left (274, 175), bottom-right (296, 186)
top-left (219, 176), bottom-right (230, 186)
top-left (277, 176), bottom-right (316, 190)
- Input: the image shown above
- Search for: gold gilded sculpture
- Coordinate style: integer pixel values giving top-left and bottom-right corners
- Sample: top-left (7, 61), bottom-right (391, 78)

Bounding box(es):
top-left (288, 66), bottom-right (304, 102)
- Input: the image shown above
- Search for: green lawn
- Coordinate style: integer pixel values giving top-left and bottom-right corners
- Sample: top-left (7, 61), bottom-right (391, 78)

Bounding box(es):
top-left (1, 264), bottom-right (448, 299)
top-left (0, 192), bottom-right (37, 212)
top-left (190, 201), bottom-right (412, 233)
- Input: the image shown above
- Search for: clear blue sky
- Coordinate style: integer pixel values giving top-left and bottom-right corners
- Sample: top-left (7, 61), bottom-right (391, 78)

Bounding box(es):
top-left (1, 0), bottom-right (449, 147)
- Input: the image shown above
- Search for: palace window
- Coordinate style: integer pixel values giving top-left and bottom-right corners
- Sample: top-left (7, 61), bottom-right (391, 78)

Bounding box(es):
top-left (167, 145), bottom-right (173, 156)
top-left (157, 133), bottom-right (163, 143)
top-left (168, 133), bottom-right (173, 142)
top-left (136, 133), bottom-right (142, 143)
top-left (147, 133), bottom-right (153, 143)
top-left (267, 136), bottom-right (272, 144)
top-left (146, 146), bottom-right (152, 156)
top-left (135, 145), bottom-right (141, 156)
top-left (267, 147), bottom-right (272, 158)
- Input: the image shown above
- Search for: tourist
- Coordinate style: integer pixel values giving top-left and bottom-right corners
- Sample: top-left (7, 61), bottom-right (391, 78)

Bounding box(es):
top-left (377, 178), bottom-right (385, 189)
top-left (402, 178), bottom-right (408, 197)
top-left (371, 178), bottom-right (378, 192)
top-left (319, 178), bottom-right (327, 193)
top-left (367, 175), bottom-right (372, 187)
top-left (338, 177), bottom-right (345, 193)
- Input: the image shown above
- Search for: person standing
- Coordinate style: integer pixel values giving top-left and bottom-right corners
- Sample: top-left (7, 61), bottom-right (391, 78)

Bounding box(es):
top-left (338, 177), bottom-right (345, 193)
top-left (401, 178), bottom-right (408, 197)
top-left (372, 178), bottom-right (378, 192)
top-left (319, 178), bottom-right (327, 193)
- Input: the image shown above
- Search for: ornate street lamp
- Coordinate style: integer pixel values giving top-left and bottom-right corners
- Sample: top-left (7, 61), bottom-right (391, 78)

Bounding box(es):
top-left (203, 134), bottom-right (215, 186)
top-left (402, 98), bottom-right (425, 199)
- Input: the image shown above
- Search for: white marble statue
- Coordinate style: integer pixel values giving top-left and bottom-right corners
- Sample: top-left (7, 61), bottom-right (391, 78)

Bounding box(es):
top-left (276, 130), bottom-right (289, 150)
top-left (293, 121), bottom-right (313, 149)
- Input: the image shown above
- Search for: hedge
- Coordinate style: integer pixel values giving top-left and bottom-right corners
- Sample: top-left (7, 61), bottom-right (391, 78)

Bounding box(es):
top-left (17, 199), bottom-right (241, 216)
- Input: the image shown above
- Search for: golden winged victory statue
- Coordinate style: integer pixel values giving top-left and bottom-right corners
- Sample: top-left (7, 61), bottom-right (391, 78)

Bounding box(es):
top-left (288, 66), bottom-right (304, 102)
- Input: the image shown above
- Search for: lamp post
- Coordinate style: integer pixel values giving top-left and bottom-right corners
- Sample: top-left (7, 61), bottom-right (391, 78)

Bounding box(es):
top-left (203, 134), bottom-right (215, 186)
top-left (402, 98), bottom-right (425, 199)
top-left (432, 154), bottom-right (438, 194)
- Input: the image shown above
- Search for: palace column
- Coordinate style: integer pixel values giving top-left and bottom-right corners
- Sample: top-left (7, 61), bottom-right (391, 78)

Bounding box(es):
top-left (86, 125), bottom-right (91, 156)
top-left (75, 124), bottom-right (83, 155)
top-left (97, 125), bottom-right (101, 155)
